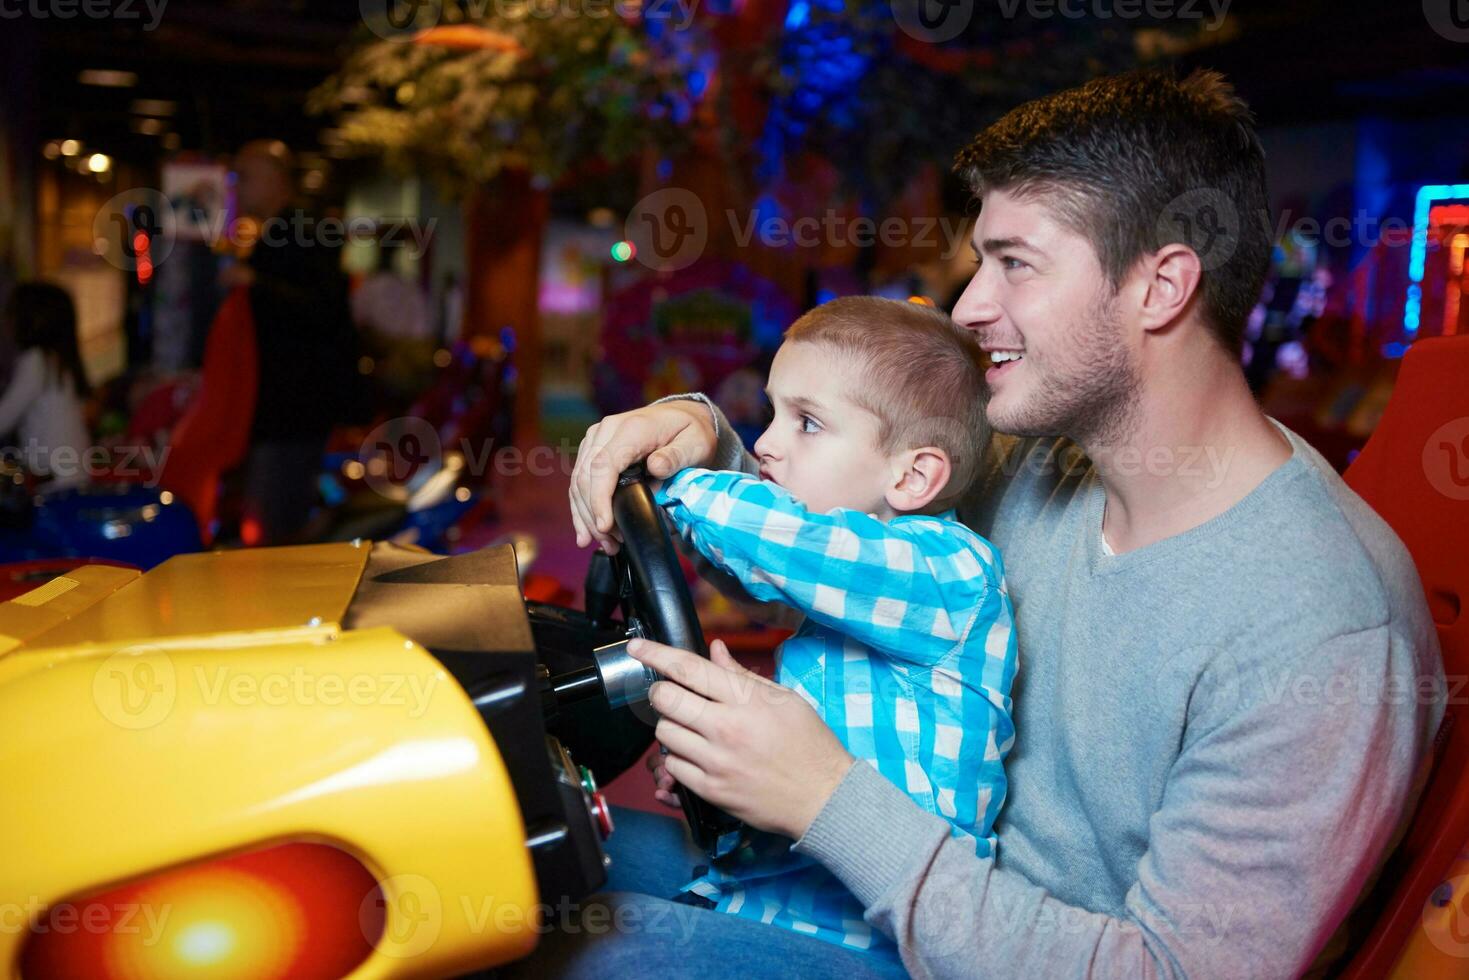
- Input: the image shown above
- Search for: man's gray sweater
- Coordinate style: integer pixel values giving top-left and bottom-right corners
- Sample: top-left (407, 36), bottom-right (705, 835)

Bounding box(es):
top-left (703, 413), bottom-right (1443, 978)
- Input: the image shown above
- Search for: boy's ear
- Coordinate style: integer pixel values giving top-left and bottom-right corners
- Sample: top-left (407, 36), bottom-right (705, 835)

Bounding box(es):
top-left (885, 447), bottom-right (952, 514)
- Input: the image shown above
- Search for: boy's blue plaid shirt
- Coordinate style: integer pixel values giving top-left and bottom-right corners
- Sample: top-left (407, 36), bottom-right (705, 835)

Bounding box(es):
top-left (654, 468), bottom-right (1018, 955)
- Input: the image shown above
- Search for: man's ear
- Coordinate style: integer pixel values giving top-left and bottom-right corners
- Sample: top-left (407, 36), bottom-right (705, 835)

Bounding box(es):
top-left (1136, 242), bottom-right (1204, 335)
top-left (885, 447), bottom-right (952, 514)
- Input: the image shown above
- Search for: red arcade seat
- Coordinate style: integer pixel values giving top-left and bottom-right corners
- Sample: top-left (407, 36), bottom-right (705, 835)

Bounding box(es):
top-left (1339, 334), bottom-right (1469, 976)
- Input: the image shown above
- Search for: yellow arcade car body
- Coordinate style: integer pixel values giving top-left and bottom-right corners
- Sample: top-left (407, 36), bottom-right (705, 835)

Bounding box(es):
top-left (0, 542), bottom-right (612, 980)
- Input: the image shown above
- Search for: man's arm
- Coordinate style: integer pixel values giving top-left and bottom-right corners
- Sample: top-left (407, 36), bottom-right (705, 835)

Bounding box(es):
top-left (795, 625), bottom-right (1437, 979)
top-left (652, 393), bottom-right (756, 475)
top-left (655, 468), bottom-right (1000, 668)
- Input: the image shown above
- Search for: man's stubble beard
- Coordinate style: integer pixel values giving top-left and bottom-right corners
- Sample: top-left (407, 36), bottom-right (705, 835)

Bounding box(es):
top-left (986, 290), bottom-right (1142, 448)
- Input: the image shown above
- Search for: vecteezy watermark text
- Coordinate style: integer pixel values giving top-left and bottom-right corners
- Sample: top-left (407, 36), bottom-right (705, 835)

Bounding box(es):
top-left (359, 0), bottom-right (700, 41)
top-left (890, 0), bottom-right (1231, 44)
top-left (1, 440), bottom-right (168, 487)
top-left (93, 651), bottom-right (444, 730)
top-left (0, 898), bottom-right (172, 945)
top-left (0, 0), bottom-right (167, 29)
top-left (625, 188), bottom-right (972, 272)
top-left (93, 188), bottom-right (437, 275)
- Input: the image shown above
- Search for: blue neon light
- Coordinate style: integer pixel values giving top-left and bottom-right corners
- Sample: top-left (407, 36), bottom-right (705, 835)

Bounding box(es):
top-left (1404, 183), bottom-right (1469, 336)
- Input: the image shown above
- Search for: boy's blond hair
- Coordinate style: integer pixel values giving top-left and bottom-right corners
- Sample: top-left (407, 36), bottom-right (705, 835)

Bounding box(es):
top-left (785, 296), bottom-right (991, 507)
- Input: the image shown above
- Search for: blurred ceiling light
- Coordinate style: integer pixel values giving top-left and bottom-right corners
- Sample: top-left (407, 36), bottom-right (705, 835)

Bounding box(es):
top-left (130, 98), bottom-right (177, 116)
top-left (78, 69), bottom-right (138, 88)
top-left (87, 153), bottom-right (113, 174)
top-left (396, 81), bottom-right (417, 104)
top-left (413, 25), bottom-right (526, 55)
top-left (132, 118), bottom-right (167, 136)
top-left (587, 207), bottom-right (616, 228)
top-left (42, 141), bottom-right (61, 160)
top-left (302, 170), bottom-right (325, 191)
top-left (60, 139), bottom-right (82, 157)
top-left (162, 133), bottom-right (181, 151)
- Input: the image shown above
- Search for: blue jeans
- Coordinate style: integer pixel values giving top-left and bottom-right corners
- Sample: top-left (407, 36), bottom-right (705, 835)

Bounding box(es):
top-left (498, 807), bottom-right (909, 979)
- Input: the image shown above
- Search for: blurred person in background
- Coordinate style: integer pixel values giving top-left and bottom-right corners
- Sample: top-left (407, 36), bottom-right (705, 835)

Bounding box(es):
top-left (351, 238), bottom-right (430, 344)
top-left (226, 139), bottom-right (360, 545)
top-left (351, 239), bottom-right (433, 404)
top-left (0, 283), bottom-right (91, 490)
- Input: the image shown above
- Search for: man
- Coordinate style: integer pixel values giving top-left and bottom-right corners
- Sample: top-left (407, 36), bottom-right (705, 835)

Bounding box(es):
top-left (226, 139), bottom-right (359, 544)
top-left (544, 69), bottom-right (1442, 978)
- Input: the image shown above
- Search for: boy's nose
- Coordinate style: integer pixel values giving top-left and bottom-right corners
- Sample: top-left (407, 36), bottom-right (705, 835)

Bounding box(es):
top-left (753, 426), bottom-right (778, 462)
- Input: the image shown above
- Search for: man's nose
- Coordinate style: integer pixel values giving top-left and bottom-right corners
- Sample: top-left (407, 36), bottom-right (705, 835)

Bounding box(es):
top-left (951, 264), bottom-right (1002, 331)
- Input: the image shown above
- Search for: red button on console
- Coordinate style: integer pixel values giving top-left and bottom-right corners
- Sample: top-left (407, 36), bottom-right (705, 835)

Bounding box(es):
top-left (591, 792), bottom-right (615, 839)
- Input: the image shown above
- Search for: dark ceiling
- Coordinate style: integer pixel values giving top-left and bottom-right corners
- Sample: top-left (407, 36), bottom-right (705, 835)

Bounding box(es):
top-left (4, 0), bottom-right (1468, 178)
top-left (7, 1), bottom-right (366, 165)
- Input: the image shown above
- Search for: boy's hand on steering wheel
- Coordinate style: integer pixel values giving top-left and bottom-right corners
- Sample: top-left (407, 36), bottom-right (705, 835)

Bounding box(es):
top-left (645, 747), bottom-right (682, 808)
top-left (570, 401), bottom-right (717, 555)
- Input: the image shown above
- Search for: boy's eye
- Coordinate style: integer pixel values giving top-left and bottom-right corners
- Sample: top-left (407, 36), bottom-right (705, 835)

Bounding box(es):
top-left (799, 415), bottom-right (822, 434)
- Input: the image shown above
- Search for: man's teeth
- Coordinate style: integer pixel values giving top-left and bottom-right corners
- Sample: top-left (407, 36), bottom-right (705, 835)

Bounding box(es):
top-left (990, 351), bottom-right (1024, 364)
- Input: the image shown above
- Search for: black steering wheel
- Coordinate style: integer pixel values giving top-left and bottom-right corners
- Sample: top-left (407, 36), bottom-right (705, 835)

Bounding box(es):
top-left (609, 465), bottom-right (748, 858)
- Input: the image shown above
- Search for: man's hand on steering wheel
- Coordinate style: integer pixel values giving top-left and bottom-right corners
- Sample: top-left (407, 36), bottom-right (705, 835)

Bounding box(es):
top-left (570, 401), bottom-right (717, 555)
top-left (629, 637), bottom-right (858, 841)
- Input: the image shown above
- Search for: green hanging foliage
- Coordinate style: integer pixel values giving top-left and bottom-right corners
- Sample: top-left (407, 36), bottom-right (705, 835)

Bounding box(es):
top-left (310, 9), bottom-right (715, 198)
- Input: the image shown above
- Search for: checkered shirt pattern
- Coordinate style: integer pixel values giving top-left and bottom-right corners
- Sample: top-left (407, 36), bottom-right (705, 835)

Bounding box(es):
top-left (654, 468), bottom-right (1018, 956)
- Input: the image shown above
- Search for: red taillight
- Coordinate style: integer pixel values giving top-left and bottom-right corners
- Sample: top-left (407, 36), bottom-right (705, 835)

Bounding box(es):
top-left (21, 842), bottom-right (383, 980)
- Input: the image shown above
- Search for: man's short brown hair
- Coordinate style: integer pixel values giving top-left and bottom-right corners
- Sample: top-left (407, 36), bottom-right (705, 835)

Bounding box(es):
top-left (785, 296), bottom-right (990, 507)
top-left (954, 68), bottom-right (1270, 358)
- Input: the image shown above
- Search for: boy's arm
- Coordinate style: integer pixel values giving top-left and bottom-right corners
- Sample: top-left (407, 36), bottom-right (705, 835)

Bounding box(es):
top-left (655, 468), bottom-right (1000, 667)
top-left (649, 394), bottom-right (793, 623)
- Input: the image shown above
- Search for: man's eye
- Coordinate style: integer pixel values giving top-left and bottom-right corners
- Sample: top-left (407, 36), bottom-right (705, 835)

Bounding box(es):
top-left (799, 415), bottom-right (821, 434)
top-left (1002, 257), bottom-right (1027, 271)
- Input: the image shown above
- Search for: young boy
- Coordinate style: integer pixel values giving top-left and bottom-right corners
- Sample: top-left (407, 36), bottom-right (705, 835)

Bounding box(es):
top-left (648, 295), bottom-right (1017, 958)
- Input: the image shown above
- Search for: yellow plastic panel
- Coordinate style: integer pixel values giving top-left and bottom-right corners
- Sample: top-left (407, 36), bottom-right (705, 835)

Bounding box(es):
top-left (0, 565), bottom-right (140, 656)
top-left (25, 542), bottom-right (370, 650)
top-left (0, 626), bottom-right (539, 978)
